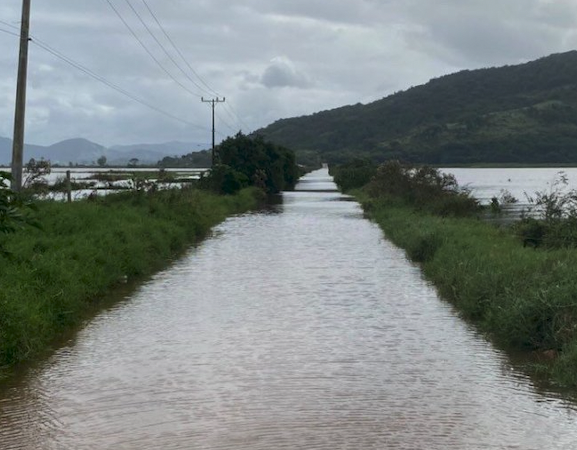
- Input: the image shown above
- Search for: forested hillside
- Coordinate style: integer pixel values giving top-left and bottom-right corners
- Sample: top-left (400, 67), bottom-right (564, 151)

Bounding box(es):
top-left (255, 51), bottom-right (577, 165)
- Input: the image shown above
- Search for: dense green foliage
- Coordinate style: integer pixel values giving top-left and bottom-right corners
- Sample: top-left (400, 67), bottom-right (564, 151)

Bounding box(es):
top-left (0, 187), bottom-right (262, 373)
top-left (257, 51), bottom-right (577, 165)
top-left (199, 164), bottom-right (250, 195)
top-left (0, 173), bottom-right (37, 255)
top-left (201, 132), bottom-right (300, 194)
top-left (330, 159), bottom-right (376, 192)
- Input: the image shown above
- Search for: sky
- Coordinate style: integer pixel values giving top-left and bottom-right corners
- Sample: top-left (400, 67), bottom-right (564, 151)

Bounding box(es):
top-left (1, 0), bottom-right (577, 148)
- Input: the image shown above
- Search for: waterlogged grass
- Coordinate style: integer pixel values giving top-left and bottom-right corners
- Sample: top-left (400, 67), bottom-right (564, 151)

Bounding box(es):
top-left (358, 193), bottom-right (577, 387)
top-left (0, 187), bottom-right (263, 373)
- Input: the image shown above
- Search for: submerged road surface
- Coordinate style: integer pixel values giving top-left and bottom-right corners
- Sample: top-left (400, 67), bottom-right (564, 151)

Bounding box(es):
top-left (1, 169), bottom-right (577, 449)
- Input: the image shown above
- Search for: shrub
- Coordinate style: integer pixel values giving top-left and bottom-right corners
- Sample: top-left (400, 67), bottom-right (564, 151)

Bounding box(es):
top-left (198, 164), bottom-right (249, 195)
top-left (365, 160), bottom-right (480, 217)
top-left (407, 231), bottom-right (443, 263)
top-left (515, 173), bottom-right (577, 249)
top-left (0, 173), bottom-right (37, 256)
top-left (332, 159), bottom-right (377, 192)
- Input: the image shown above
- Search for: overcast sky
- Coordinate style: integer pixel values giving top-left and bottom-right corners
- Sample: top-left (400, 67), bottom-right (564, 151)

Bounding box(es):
top-left (1, 0), bottom-right (577, 148)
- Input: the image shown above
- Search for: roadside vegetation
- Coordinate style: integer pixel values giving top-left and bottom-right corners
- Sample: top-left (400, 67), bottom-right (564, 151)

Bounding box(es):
top-left (333, 159), bottom-right (577, 387)
top-left (0, 133), bottom-right (303, 375)
top-left (0, 185), bottom-right (264, 373)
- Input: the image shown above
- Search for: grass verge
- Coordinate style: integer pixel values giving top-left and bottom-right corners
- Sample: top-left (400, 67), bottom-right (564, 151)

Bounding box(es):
top-left (357, 192), bottom-right (577, 387)
top-left (0, 187), bottom-right (263, 374)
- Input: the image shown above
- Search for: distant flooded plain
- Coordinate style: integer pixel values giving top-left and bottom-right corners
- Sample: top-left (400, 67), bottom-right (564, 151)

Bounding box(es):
top-left (443, 167), bottom-right (577, 205)
top-left (3, 166), bottom-right (577, 205)
top-left (1, 169), bottom-right (577, 449)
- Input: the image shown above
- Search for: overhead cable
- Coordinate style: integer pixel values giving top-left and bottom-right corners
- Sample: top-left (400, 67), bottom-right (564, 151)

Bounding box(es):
top-left (0, 27), bottom-right (19, 38)
top-left (139, 0), bottom-right (250, 132)
top-left (123, 0), bottom-right (213, 97)
top-left (141, 0), bottom-right (220, 97)
top-left (102, 0), bottom-right (204, 99)
top-left (31, 37), bottom-right (209, 130)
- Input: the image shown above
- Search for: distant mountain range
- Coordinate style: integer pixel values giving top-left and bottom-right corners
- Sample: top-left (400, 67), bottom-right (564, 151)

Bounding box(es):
top-left (0, 137), bottom-right (208, 165)
top-left (255, 51), bottom-right (577, 165)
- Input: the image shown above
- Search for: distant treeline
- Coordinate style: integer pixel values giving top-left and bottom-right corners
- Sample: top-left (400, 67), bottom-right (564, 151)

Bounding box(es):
top-left (256, 51), bottom-right (577, 165)
top-left (158, 150), bottom-right (212, 168)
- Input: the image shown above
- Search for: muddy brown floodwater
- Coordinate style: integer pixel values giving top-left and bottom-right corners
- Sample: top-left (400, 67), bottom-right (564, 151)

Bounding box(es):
top-left (1, 169), bottom-right (577, 449)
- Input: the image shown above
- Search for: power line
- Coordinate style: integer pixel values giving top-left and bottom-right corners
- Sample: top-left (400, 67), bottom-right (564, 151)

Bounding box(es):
top-left (0, 27), bottom-right (20, 38)
top-left (3, 8), bottom-right (244, 137)
top-left (2, 16), bottom-right (203, 129)
top-left (102, 0), bottom-right (203, 99)
top-left (214, 110), bottom-right (236, 134)
top-left (123, 0), bottom-right (213, 97)
top-left (221, 102), bottom-right (249, 132)
top-left (31, 37), bottom-right (209, 131)
top-left (141, 0), bottom-right (219, 97)
top-left (225, 101), bottom-right (250, 130)
top-left (138, 0), bottom-right (250, 132)
top-left (0, 19), bottom-right (19, 29)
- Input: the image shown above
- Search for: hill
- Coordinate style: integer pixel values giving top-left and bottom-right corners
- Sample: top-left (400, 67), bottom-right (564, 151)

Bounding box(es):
top-left (255, 51), bottom-right (577, 165)
top-left (47, 138), bottom-right (106, 164)
top-left (0, 138), bottom-right (207, 166)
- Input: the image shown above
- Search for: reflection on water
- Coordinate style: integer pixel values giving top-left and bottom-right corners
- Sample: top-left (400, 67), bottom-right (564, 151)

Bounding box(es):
top-left (1, 169), bottom-right (577, 449)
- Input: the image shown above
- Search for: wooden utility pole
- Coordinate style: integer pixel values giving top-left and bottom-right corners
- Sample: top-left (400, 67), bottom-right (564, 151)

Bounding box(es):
top-left (201, 97), bottom-right (225, 167)
top-left (11, 0), bottom-right (32, 192)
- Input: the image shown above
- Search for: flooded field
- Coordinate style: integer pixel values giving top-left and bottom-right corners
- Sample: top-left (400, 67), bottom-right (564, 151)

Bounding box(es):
top-left (0, 167), bottom-right (208, 200)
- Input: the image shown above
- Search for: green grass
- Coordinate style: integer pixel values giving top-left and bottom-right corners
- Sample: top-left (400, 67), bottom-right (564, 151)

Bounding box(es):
top-left (357, 193), bottom-right (577, 387)
top-left (0, 187), bottom-right (263, 373)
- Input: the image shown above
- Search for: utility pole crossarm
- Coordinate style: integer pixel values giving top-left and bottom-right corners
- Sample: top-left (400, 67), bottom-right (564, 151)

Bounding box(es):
top-left (201, 97), bottom-right (225, 167)
top-left (11, 0), bottom-right (32, 192)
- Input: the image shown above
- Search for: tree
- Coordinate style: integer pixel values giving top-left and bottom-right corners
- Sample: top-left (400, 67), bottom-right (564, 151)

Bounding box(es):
top-left (23, 158), bottom-right (51, 191)
top-left (217, 132), bottom-right (299, 193)
top-left (97, 155), bottom-right (107, 167)
top-left (128, 158), bottom-right (139, 167)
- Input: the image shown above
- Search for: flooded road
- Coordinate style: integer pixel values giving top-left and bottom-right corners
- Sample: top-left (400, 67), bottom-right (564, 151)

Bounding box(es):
top-left (1, 169), bottom-right (577, 449)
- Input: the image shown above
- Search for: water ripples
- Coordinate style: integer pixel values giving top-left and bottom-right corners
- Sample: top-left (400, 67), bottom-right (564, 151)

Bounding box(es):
top-left (1, 169), bottom-right (577, 449)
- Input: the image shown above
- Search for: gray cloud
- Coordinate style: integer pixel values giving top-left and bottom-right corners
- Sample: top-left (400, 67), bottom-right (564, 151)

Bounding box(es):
top-left (260, 57), bottom-right (313, 88)
top-left (1, 0), bottom-right (576, 148)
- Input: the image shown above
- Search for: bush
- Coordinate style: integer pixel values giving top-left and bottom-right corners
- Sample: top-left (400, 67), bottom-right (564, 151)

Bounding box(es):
top-left (407, 231), bottom-right (443, 263)
top-left (331, 159), bottom-right (377, 192)
top-left (0, 173), bottom-right (37, 255)
top-left (515, 172), bottom-right (577, 249)
top-left (514, 218), bottom-right (547, 248)
top-left (198, 164), bottom-right (249, 195)
top-left (366, 160), bottom-right (480, 217)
